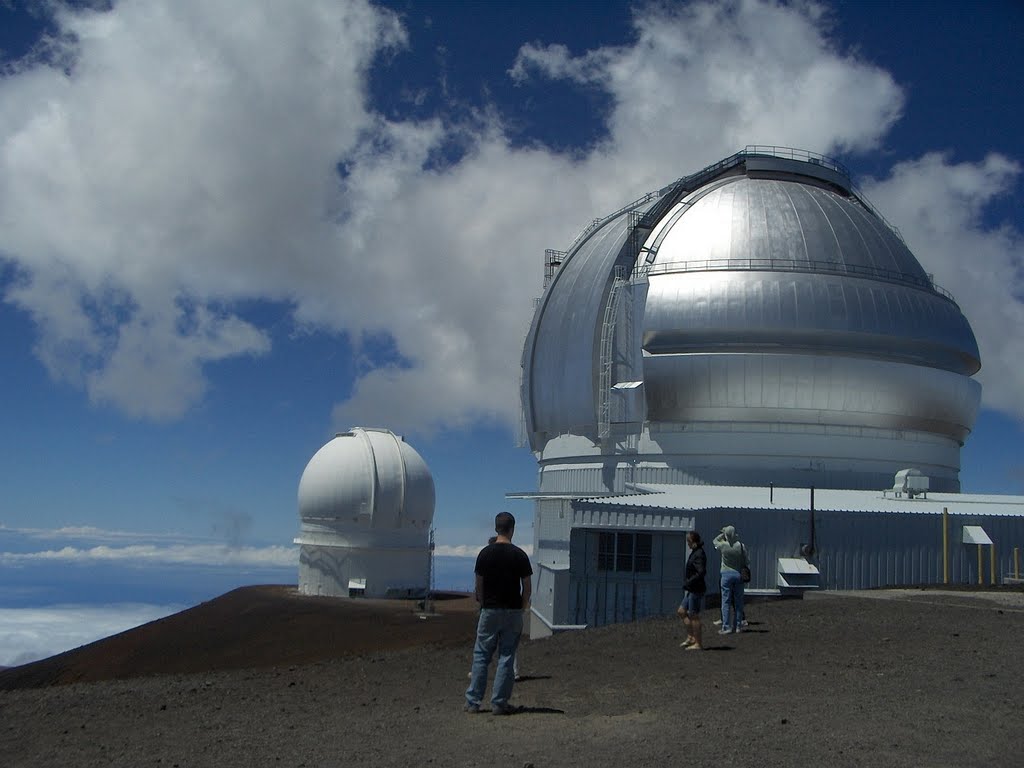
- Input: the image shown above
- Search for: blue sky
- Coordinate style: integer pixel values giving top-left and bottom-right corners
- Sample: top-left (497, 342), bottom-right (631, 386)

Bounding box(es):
top-left (1, 0), bottom-right (1023, 661)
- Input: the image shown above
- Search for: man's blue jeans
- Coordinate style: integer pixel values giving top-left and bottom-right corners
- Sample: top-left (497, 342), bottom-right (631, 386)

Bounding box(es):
top-left (466, 608), bottom-right (523, 709)
top-left (720, 569), bottom-right (745, 631)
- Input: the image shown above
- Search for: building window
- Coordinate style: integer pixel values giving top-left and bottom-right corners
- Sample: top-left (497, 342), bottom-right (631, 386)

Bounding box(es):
top-left (635, 533), bottom-right (652, 572)
top-left (597, 531), bottom-right (652, 573)
top-left (598, 532), bottom-right (615, 571)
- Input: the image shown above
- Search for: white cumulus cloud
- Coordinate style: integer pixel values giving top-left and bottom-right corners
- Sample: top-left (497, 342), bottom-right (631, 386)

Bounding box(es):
top-left (0, 0), bottom-right (1020, 435)
top-left (330, 0), bottom-right (907, 431)
top-left (1, 0), bottom-right (404, 420)
top-left (863, 153), bottom-right (1024, 419)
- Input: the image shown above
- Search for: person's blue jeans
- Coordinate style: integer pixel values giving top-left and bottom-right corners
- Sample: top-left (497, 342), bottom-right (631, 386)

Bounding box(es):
top-left (466, 608), bottom-right (523, 709)
top-left (720, 569), bottom-right (745, 631)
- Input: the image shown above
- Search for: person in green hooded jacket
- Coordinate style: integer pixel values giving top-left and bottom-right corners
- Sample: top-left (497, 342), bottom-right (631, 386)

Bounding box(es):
top-left (713, 525), bottom-right (749, 634)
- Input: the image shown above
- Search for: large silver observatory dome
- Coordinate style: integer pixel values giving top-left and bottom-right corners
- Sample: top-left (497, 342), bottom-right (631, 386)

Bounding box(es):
top-left (521, 147), bottom-right (981, 493)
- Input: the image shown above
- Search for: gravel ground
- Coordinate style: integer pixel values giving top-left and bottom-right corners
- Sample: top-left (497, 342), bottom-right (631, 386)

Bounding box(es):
top-left (2, 589), bottom-right (1023, 767)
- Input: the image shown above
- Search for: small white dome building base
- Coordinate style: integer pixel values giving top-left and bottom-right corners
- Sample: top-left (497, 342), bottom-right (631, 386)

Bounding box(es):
top-left (294, 428), bottom-right (435, 599)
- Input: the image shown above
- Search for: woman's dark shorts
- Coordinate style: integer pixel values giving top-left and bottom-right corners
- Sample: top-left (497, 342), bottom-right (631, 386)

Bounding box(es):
top-left (681, 591), bottom-right (704, 615)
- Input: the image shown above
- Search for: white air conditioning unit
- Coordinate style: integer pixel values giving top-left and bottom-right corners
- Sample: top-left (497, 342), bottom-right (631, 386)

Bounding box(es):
top-left (892, 468), bottom-right (929, 498)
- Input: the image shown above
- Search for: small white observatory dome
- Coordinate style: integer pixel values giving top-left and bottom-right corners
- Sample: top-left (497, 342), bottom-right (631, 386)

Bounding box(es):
top-left (294, 428), bottom-right (435, 599)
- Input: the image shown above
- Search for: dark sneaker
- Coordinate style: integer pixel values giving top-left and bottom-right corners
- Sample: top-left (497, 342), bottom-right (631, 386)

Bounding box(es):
top-left (492, 704), bottom-right (519, 716)
top-left (464, 703), bottom-right (480, 714)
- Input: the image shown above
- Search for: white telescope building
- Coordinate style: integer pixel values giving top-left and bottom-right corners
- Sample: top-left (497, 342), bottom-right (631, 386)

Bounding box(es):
top-left (295, 428), bottom-right (434, 599)
top-left (517, 146), bottom-right (1024, 635)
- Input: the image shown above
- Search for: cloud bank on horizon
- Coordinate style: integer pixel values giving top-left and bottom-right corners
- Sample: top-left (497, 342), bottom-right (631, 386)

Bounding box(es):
top-left (0, 521), bottom-right (481, 664)
top-left (0, 602), bottom-right (183, 667)
top-left (0, 0), bottom-right (1020, 434)
top-left (0, 522), bottom-right (513, 565)
top-left (0, 523), bottom-right (296, 567)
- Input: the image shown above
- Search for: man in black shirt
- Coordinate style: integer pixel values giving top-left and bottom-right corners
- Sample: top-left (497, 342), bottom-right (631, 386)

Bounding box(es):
top-left (464, 512), bottom-right (533, 715)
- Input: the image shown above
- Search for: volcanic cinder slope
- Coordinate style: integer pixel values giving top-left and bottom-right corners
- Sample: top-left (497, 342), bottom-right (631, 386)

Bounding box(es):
top-left (1, 587), bottom-right (1022, 768)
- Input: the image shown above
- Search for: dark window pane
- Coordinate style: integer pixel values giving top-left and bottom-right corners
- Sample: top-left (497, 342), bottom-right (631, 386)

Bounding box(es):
top-left (597, 532), bottom-right (615, 571)
top-left (616, 532), bottom-right (634, 572)
top-left (635, 533), bottom-right (652, 573)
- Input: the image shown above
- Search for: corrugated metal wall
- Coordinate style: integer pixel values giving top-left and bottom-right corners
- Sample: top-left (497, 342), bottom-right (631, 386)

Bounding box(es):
top-left (549, 506), bottom-right (1024, 629)
top-left (683, 507), bottom-right (1024, 591)
top-left (813, 510), bottom-right (1024, 588)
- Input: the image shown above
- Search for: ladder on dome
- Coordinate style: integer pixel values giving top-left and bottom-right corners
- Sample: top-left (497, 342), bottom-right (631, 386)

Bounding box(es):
top-left (593, 157), bottom-right (744, 444)
top-left (543, 249), bottom-right (566, 289)
top-left (597, 210), bottom-right (656, 444)
top-left (597, 266), bottom-right (628, 441)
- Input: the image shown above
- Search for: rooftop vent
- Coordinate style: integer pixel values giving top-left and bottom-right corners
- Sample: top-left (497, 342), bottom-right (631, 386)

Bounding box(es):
top-left (890, 468), bottom-right (929, 499)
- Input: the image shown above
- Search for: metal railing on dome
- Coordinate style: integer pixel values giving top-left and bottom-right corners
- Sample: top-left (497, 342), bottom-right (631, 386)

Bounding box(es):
top-left (738, 145), bottom-right (906, 243)
top-left (564, 189), bottom-right (662, 255)
top-left (556, 145), bottom-right (904, 273)
top-left (742, 144), bottom-right (849, 176)
top-left (644, 257), bottom-right (958, 305)
top-left (640, 145), bottom-right (905, 242)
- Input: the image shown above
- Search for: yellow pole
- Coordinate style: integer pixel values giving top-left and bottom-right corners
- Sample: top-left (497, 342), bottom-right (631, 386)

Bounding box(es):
top-left (977, 544), bottom-right (983, 585)
top-left (990, 544), bottom-right (996, 586)
top-left (942, 507), bottom-right (949, 584)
